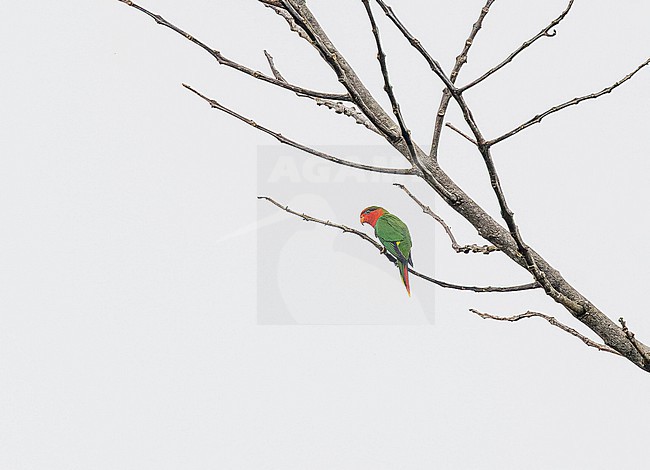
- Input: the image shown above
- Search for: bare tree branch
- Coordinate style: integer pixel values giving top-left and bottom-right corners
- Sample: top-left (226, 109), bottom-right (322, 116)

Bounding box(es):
top-left (470, 309), bottom-right (621, 355)
top-left (263, 50), bottom-right (381, 134)
top-left (430, 0), bottom-right (495, 161)
top-left (445, 122), bottom-right (478, 146)
top-left (263, 49), bottom-right (287, 82)
top-left (394, 184), bottom-right (498, 255)
top-left (362, 0), bottom-right (419, 166)
top-left (182, 83), bottom-right (416, 175)
top-left (120, 0), bottom-right (650, 371)
top-left (117, 0), bottom-right (350, 101)
top-left (461, 0), bottom-right (575, 92)
top-left (488, 57), bottom-right (650, 145)
top-left (449, 0), bottom-right (497, 86)
top-left (259, 196), bottom-right (538, 293)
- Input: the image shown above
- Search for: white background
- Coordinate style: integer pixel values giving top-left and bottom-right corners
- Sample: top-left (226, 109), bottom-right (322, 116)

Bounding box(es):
top-left (2, 1), bottom-right (650, 468)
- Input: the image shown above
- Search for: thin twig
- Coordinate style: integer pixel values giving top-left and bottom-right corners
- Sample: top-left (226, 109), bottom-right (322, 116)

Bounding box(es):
top-left (416, 274), bottom-right (537, 293)
top-left (394, 184), bottom-right (498, 255)
top-left (117, 0), bottom-right (350, 101)
top-left (259, 196), bottom-right (539, 293)
top-left (430, 0), bottom-right (495, 160)
top-left (263, 50), bottom-right (380, 134)
top-left (445, 123), bottom-right (478, 146)
top-left (263, 50), bottom-right (287, 82)
top-left (461, 0), bottom-right (575, 92)
top-left (362, 0), bottom-right (419, 166)
top-left (470, 309), bottom-right (621, 355)
top-left (488, 57), bottom-right (650, 145)
top-left (183, 83), bottom-right (415, 175)
top-left (449, 0), bottom-right (496, 84)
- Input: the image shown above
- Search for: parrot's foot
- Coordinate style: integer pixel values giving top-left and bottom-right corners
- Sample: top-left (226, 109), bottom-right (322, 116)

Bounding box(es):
top-left (380, 246), bottom-right (386, 255)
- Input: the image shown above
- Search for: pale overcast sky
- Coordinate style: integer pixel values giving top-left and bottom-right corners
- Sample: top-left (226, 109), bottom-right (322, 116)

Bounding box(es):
top-left (2, 1), bottom-right (650, 468)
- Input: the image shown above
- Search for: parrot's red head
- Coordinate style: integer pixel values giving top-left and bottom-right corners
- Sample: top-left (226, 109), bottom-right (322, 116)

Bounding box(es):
top-left (360, 206), bottom-right (386, 228)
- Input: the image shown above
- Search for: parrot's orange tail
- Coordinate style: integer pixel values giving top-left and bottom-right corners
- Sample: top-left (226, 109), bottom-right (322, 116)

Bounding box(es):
top-left (401, 263), bottom-right (411, 297)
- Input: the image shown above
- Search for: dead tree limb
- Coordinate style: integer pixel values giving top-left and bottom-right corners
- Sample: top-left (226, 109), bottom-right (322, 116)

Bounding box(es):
top-left (444, 122), bottom-right (478, 146)
top-left (470, 309), bottom-right (621, 356)
top-left (116, 0), bottom-right (650, 372)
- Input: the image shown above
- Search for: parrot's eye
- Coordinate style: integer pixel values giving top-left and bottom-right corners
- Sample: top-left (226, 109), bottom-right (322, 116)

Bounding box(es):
top-left (364, 209), bottom-right (373, 214)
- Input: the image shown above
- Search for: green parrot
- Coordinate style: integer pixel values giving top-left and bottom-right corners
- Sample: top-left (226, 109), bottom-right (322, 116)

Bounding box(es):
top-left (360, 206), bottom-right (413, 296)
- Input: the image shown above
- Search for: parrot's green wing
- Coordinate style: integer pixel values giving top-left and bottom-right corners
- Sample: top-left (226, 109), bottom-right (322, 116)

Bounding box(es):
top-left (375, 213), bottom-right (413, 267)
